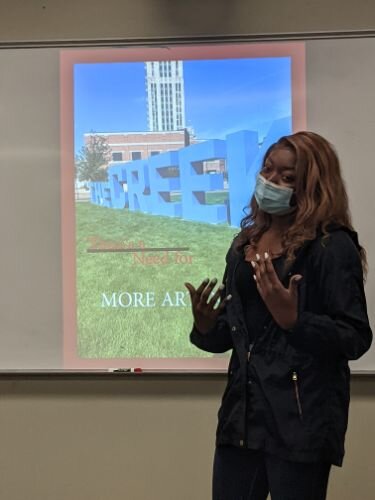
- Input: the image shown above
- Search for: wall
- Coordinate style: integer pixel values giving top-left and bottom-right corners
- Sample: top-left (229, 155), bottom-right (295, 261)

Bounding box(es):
top-left (0, 375), bottom-right (374, 499)
top-left (0, 1), bottom-right (374, 499)
top-left (1, 0), bottom-right (375, 43)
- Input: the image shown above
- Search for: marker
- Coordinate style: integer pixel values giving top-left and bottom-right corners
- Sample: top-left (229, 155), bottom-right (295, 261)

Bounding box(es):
top-left (108, 368), bottom-right (143, 373)
top-left (108, 368), bottom-right (132, 373)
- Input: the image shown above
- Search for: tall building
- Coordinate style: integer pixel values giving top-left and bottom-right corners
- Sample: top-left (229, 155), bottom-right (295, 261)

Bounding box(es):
top-left (145, 61), bottom-right (186, 132)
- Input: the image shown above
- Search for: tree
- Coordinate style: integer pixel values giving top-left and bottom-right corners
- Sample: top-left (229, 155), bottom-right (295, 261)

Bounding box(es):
top-left (75, 133), bottom-right (112, 182)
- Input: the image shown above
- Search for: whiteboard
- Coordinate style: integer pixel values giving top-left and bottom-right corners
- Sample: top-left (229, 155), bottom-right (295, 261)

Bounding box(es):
top-left (0, 37), bottom-right (373, 372)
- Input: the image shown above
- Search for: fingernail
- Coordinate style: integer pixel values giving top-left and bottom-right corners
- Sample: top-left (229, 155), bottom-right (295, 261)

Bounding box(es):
top-left (264, 252), bottom-right (269, 259)
top-left (226, 294), bottom-right (232, 300)
top-left (256, 253), bottom-right (260, 261)
top-left (211, 278), bottom-right (218, 284)
top-left (251, 261), bottom-right (256, 268)
top-left (253, 274), bottom-right (257, 281)
top-left (218, 284), bottom-right (225, 290)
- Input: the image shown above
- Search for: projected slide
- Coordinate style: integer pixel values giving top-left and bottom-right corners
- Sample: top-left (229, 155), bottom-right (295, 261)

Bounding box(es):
top-left (60, 42), bottom-right (306, 369)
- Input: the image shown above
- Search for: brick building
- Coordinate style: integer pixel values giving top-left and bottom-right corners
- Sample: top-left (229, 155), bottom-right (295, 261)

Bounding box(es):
top-left (84, 129), bottom-right (191, 164)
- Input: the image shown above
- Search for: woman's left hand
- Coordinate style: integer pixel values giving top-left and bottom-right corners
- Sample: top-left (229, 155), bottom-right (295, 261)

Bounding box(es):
top-left (251, 253), bottom-right (302, 331)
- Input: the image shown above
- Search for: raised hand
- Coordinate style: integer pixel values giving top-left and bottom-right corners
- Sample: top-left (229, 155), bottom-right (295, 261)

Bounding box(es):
top-left (184, 278), bottom-right (232, 334)
top-left (251, 252), bottom-right (302, 330)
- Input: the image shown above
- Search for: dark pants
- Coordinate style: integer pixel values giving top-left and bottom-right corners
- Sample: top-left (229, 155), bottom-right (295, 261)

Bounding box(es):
top-left (213, 446), bottom-right (331, 500)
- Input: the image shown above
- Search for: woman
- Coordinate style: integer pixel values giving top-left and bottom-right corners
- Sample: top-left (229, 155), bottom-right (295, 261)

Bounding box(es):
top-left (185, 131), bottom-right (372, 500)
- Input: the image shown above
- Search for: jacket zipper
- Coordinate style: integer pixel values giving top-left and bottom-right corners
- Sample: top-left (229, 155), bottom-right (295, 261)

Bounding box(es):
top-left (230, 258), bottom-right (257, 448)
top-left (247, 343), bottom-right (253, 361)
top-left (242, 342), bottom-right (255, 447)
top-left (292, 371), bottom-right (303, 421)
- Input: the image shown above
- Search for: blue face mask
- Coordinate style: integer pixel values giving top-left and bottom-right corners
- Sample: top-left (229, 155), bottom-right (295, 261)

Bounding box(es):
top-left (254, 174), bottom-right (295, 215)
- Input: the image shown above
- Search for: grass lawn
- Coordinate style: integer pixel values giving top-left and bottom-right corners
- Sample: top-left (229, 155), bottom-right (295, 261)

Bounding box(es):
top-left (76, 203), bottom-right (236, 359)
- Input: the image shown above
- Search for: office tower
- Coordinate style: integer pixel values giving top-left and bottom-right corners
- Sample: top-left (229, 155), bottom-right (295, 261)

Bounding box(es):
top-left (145, 61), bottom-right (186, 132)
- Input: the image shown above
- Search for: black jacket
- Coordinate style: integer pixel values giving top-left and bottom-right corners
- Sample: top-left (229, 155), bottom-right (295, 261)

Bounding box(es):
top-left (190, 227), bottom-right (372, 466)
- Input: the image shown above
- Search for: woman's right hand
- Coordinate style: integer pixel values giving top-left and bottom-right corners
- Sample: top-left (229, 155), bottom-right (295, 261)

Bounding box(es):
top-left (184, 278), bottom-right (232, 334)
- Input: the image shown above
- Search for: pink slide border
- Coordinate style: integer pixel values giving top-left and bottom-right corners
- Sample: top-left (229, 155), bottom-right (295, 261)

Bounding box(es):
top-left (60, 42), bottom-right (306, 370)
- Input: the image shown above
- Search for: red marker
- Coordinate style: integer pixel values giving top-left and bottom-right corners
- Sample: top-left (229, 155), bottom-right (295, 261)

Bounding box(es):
top-left (133, 367), bottom-right (143, 373)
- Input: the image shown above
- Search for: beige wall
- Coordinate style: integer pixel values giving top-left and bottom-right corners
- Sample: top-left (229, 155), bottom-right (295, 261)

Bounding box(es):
top-left (0, 1), bottom-right (375, 499)
top-left (0, 375), bottom-right (374, 499)
top-left (1, 0), bottom-right (375, 42)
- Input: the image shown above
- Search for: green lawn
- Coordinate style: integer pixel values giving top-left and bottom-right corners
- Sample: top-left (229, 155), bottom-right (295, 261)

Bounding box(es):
top-left (76, 203), bottom-right (236, 359)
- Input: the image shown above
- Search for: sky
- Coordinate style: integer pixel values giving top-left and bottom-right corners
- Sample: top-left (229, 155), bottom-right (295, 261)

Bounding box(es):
top-left (73, 56), bottom-right (292, 154)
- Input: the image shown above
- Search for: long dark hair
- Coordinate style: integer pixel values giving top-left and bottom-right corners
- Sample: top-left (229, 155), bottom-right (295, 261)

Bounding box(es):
top-left (236, 131), bottom-right (367, 274)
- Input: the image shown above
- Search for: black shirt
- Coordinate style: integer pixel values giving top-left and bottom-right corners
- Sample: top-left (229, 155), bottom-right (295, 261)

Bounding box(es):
top-left (235, 254), bottom-right (286, 450)
top-left (236, 254), bottom-right (286, 347)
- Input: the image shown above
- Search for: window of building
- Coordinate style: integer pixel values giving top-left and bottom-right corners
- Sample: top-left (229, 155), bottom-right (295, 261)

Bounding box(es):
top-left (131, 151), bottom-right (142, 161)
top-left (150, 151), bottom-right (160, 156)
top-left (112, 152), bottom-right (123, 161)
